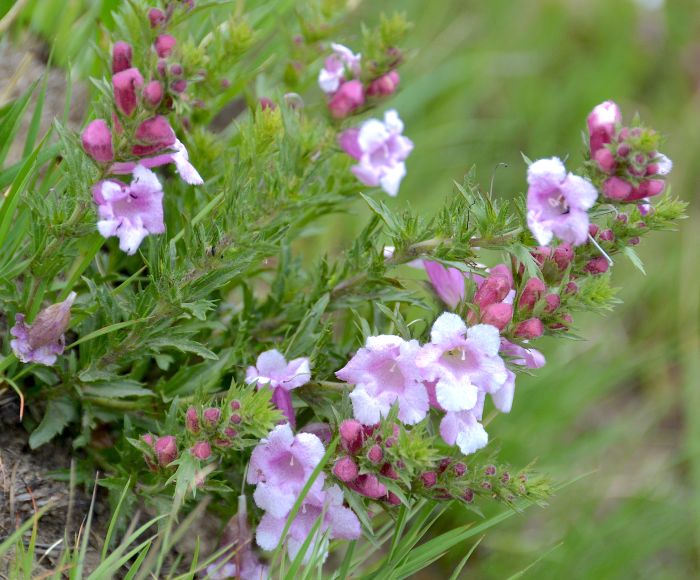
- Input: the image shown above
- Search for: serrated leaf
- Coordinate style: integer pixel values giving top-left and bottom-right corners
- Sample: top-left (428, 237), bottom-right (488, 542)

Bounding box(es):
top-left (622, 246), bottom-right (646, 275)
top-left (360, 192), bottom-right (401, 233)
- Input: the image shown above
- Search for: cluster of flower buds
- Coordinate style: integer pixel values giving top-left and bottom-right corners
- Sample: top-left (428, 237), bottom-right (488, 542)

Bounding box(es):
top-left (587, 100), bottom-right (672, 203)
top-left (80, 9), bottom-right (203, 255)
top-left (318, 43), bottom-right (401, 119)
top-left (184, 399), bottom-right (245, 458)
top-left (10, 293), bottom-right (77, 366)
top-left (333, 419), bottom-right (403, 504)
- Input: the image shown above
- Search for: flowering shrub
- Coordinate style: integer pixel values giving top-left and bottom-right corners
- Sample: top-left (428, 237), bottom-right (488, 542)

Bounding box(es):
top-left (0, 0), bottom-right (686, 576)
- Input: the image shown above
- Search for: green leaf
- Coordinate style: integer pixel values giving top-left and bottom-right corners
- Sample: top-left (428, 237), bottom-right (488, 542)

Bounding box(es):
top-left (360, 192), bottom-right (401, 233)
top-left (82, 380), bottom-right (154, 398)
top-left (29, 396), bottom-right (78, 449)
top-left (622, 246), bottom-right (646, 275)
top-left (149, 337), bottom-right (219, 360)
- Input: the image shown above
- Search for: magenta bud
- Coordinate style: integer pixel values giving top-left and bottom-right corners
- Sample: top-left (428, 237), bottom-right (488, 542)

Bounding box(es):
top-left (148, 7), bottom-right (166, 28)
top-left (616, 213), bottom-right (628, 223)
top-left (366, 70), bottom-right (400, 97)
top-left (636, 179), bottom-right (665, 199)
top-left (142, 433), bottom-right (155, 447)
top-left (203, 407), bottom-right (221, 426)
top-left (157, 59), bottom-right (168, 77)
top-left (514, 318), bottom-right (545, 339)
top-left (170, 63), bottom-right (183, 76)
top-left (171, 79), bottom-right (188, 93)
top-left (230, 413), bottom-right (242, 424)
top-left (381, 462), bottom-right (399, 480)
top-left (143, 80), bottom-right (163, 107)
top-left (501, 471), bottom-right (511, 483)
top-left (155, 34), bottom-right (177, 58)
top-left (453, 463), bottom-right (466, 477)
top-left (230, 400), bottom-right (241, 411)
top-left (112, 41), bottom-right (133, 74)
top-left (215, 438), bottom-right (232, 447)
top-left (224, 427), bottom-right (237, 438)
top-left (599, 229), bottom-right (615, 242)
top-left (439, 458), bottom-right (451, 473)
top-left (531, 246), bottom-right (552, 267)
top-left (550, 313), bottom-right (573, 330)
top-left (259, 97), bottom-right (276, 111)
top-left (385, 437), bottom-right (396, 448)
top-left (421, 471), bottom-right (437, 488)
top-left (191, 441), bottom-right (212, 460)
top-left (474, 274), bottom-right (511, 309)
top-left (617, 144), bottom-right (630, 157)
top-left (81, 119), bottom-right (114, 163)
top-left (490, 264), bottom-right (514, 287)
top-left (339, 419), bottom-right (363, 455)
top-left (588, 224), bottom-right (600, 237)
top-left (587, 100), bottom-right (621, 155)
top-left (481, 302), bottom-right (513, 331)
top-left (584, 257), bottom-right (609, 275)
top-left (112, 67), bottom-right (144, 116)
top-left (565, 281), bottom-right (578, 294)
top-left (366, 444), bottom-right (383, 464)
top-left (351, 474), bottom-right (387, 499)
top-left (518, 278), bottom-right (546, 310)
top-left (603, 177), bottom-right (633, 201)
top-left (155, 435), bottom-right (178, 466)
top-left (328, 80), bottom-right (365, 119)
top-left (132, 115), bottom-right (176, 156)
top-left (185, 406), bottom-right (200, 434)
top-left (484, 465), bottom-right (497, 476)
top-left (221, 78), bottom-right (231, 89)
top-left (629, 236), bottom-right (640, 246)
top-left (593, 147), bottom-right (616, 173)
top-left (481, 481), bottom-right (492, 490)
top-left (553, 243), bottom-right (574, 270)
top-left (386, 492), bottom-right (401, 505)
top-left (333, 456), bottom-right (359, 482)
top-left (544, 294), bottom-right (560, 313)
top-left (463, 489), bottom-right (474, 503)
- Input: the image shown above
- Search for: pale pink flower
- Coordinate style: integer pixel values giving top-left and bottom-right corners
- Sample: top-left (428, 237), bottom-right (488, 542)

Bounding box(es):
top-left (587, 100), bottom-right (621, 155)
top-left (111, 139), bottom-right (204, 185)
top-left (318, 43), bottom-right (361, 94)
top-left (423, 261), bottom-right (465, 309)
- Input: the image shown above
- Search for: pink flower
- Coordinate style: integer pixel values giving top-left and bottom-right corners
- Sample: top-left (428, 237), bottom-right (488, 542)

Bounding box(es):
top-left (93, 165), bottom-right (165, 255)
top-left (112, 41), bottom-right (132, 74)
top-left (328, 80), bottom-right (365, 118)
top-left (338, 110), bottom-right (413, 197)
top-left (10, 293), bottom-right (77, 366)
top-left (526, 157), bottom-right (598, 246)
top-left (587, 100), bottom-right (621, 155)
top-left (318, 43), bottom-right (361, 94)
top-left (423, 261), bottom-right (465, 308)
top-left (111, 139), bottom-right (204, 186)
top-left (246, 350), bottom-right (311, 427)
top-left (496, 339), bottom-right (546, 413)
top-left (336, 335), bottom-right (429, 426)
top-left (112, 67), bottom-right (143, 116)
top-left (81, 119), bottom-right (114, 163)
top-left (416, 313), bottom-right (508, 412)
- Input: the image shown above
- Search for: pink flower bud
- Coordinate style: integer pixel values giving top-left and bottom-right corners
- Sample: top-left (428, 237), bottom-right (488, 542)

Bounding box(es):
top-left (484, 464), bottom-right (497, 476)
top-left (143, 80), bottom-right (163, 107)
top-left (112, 67), bottom-right (144, 116)
top-left (230, 400), bottom-right (241, 411)
top-left (453, 462), bottom-right (466, 477)
top-left (155, 34), bottom-right (177, 58)
top-left (617, 144), bottom-right (630, 157)
top-left (381, 462), bottom-right (399, 480)
top-left (155, 435), bottom-right (178, 466)
top-left (587, 100), bottom-right (621, 154)
top-left (132, 115), bottom-right (176, 156)
top-left (593, 147), bottom-right (616, 173)
top-left (474, 274), bottom-right (511, 309)
top-left (328, 80), bottom-right (365, 118)
top-left (588, 224), bottom-right (599, 237)
top-left (230, 413), bottom-right (242, 424)
top-left (367, 444), bottom-right (383, 464)
top-left (170, 63), bottom-right (183, 76)
top-left (514, 318), bottom-right (544, 339)
top-left (148, 8), bottom-right (166, 28)
top-left (421, 471), bottom-right (437, 488)
top-left (171, 79), bottom-right (188, 93)
top-left (481, 302), bottom-right (513, 330)
top-left (550, 313), bottom-right (573, 330)
top-left (185, 406), bottom-right (200, 434)
top-left (629, 237), bottom-right (640, 246)
top-left (191, 441), bottom-right (212, 460)
top-left (616, 213), bottom-right (628, 223)
top-left (112, 41), bottom-right (133, 74)
top-left (142, 433), bottom-right (155, 446)
top-left (157, 59), bottom-right (168, 77)
top-left (603, 177), bottom-right (633, 201)
top-left (489, 264), bottom-right (515, 288)
top-left (565, 281), bottom-right (578, 294)
top-left (259, 97), bottom-right (276, 110)
top-left (544, 294), bottom-right (560, 313)
top-left (333, 456), bottom-right (359, 482)
top-left (81, 119), bottom-right (114, 163)
top-left (339, 419), bottom-right (363, 454)
top-left (553, 243), bottom-right (574, 270)
top-left (215, 438), bottom-right (232, 447)
top-left (203, 407), bottom-right (221, 426)
top-left (366, 70), bottom-right (400, 97)
top-left (438, 458), bottom-right (451, 473)
top-left (387, 492), bottom-right (401, 505)
top-left (224, 427), bottom-right (237, 438)
top-left (627, 179), bottom-right (664, 201)
top-left (518, 278), bottom-right (546, 310)
top-left (599, 229), bottom-right (615, 242)
top-left (350, 474), bottom-right (387, 499)
top-left (584, 257), bottom-right (609, 275)
top-left (463, 489), bottom-right (474, 503)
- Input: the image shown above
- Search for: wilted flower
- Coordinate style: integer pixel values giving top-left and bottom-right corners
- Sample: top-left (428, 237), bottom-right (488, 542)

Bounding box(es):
top-left (338, 109), bottom-right (413, 197)
top-left (318, 43), bottom-right (361, 94)
top-left (526, 157), bottom-right (598, 246)
top-left (10, 293), bottom-right (77, 366)
top-left (246, 349), bottom-right (311, 427)
top-left (93, 165), bottom-right (165, 255)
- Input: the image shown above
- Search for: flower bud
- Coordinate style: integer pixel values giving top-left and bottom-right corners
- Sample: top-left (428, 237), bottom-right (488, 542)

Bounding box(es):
top-left (350, 474), bottom-right (387, 499)
top-left (599, 229), bottom-right (615, 242)
top-left (171, 79), bottom-right (188, 93)
top-left (481, 481), bottom-right (492, 490)
top-left (584, 257), bottom-right (609, 275)
top-left (628, 179), bottom-right (664, 200)
top-left (381, 462), bottom-right (399, 480)
top-left (143, 80), bottom-right (163, 107)
top-left (484, 465), bottom-right (497, 476)
top-left (565, 281), bottom-right (578, 294)
top-left (300, 422), bottom-right (332, 445)
top-left (142, 433), bottom-right (155, 447)
top-left (593, 147), bottom-right (616, 173)
top-left (531, 246), bottom-right (551, 267)
top-left (588, 224), bottom-right (599, 237)
top-left (148, 7), bottom-right (166, 28)
top-left (463, 489), bottom-right (474, 503)
top-left (333, 456), bottom-right (359, 482)
top-left (514, 318), bottom-right (544, 339)
top-left (81, 119), bottom-right (114, 162)
top-left (550, 313), bottom-right (573, 330)
top-left (132, 115), bottom-right (176, 156)
top-left (421, 471), bottom-right (437, 488)
top-left (367, 444), bottom-right (383, 464)
top-left (328, 80), bottom-right (365, 118)
top-left (366, 70), bottom-right (400, 97)
top-left (155, 435), bottom-right (178, 466)
top-left (438, 458), bottom-right (452, 473)
top-left (203, 407), bottom-right (221, 426)
top-left (501, 471), bottom-right (511, 483)
top-left (112, 67), bottom-right (144, 116)
top-left (386, 492), bottom-right (401, 505)
top-left (587, 100), bottom-right (621, 154)
top-left (112, 41), bottom-right (133, 74)
top-left (552, 243), bottom-right (574, 270)
top-left (616, 213), bottom-right (628, 223)
top-left (518, 278), bottom-right (546, 310)
top-left (473, 274), bottom-right (511, 309)
top-left (617, 144), bottom-right (630, 157)
top-left (185, 406), bottom-right (200, 433)
top-left (191, 441), bottom-right (212, 460)
top-left (629, 236), bottom-right (640, 246)
top-left (215, 438), bottom-right (232, 447)
top-left (339, 419), bottom-right (363, 455)
top-left (259, 97), bottom-right (276, 111)
top-left (489, 264), bottom-right (514, 288)
top-left (481, 302), bottom-right (513, 331)
top-left (230, 400), bottom-right (241, 411)
top-left (170, 63), bottom-right (183, 76)
top-left (453, 462), bottom-right (466, 477)
top-left (155, 34), bottom-right (177, 58)
top-left (603, 177), bottom-right (633, 201)
top-left (544, 294), bottom-right (560, 313)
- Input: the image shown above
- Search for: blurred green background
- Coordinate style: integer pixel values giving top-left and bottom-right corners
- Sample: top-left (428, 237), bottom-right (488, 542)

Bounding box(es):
top-left (2, 0), bottom-right (699, 577)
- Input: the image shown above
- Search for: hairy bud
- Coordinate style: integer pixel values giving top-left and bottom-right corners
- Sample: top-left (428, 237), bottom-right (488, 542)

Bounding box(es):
top-left (112, 67), bottom-right (144, 116)
top-left (481, 302), bottom-right (513, 330)
top-left (155, 435), bottom-right (178, 466)
top-left (185, 406), bottom-right (200, 434)
top-left (155, 34), bottom-right (177, 58)
top-left (518, 278), bottom-right (546, 310)
top-left (191, 441), bottom-right (212, 460)
top-left (514, 318), bottom-right (545, 339)
top-left (81, 119), bottom-right (113, 163)
top-left (333, 456), bottom-right (359, 482)
top-left (328, 80), bottom-right (365, 118)
top-left (340, 419), bottom-right (363, 454)
top-left (112, 41), bottom-right (132, 74)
